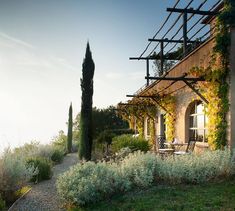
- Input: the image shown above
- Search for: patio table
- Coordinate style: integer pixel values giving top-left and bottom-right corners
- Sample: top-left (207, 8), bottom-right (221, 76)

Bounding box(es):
top-left (164, 142), bottom-right (187, 151)
top-left (158, 148), bottom-right (175, 156)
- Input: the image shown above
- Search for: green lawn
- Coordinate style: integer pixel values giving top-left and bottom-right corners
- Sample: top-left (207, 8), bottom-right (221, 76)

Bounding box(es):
top-left (70, 177), bottom-right (235, 211)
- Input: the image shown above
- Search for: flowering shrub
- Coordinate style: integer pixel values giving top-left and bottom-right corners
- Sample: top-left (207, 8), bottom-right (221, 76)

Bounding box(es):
top-left (0, 149), bottom-right (36, 202)
top-left (56, 162), bottom-right (124, 206)
top-left (119, 151), bottom-right (157, 188)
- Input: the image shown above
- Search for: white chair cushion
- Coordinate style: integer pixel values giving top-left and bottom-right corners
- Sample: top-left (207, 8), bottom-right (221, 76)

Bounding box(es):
top-left (174, 151), bottom-right (189, 155)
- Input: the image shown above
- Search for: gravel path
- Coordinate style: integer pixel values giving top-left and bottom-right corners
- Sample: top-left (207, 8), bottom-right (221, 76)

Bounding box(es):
top-left (11, 153), bottom-right (78, 211)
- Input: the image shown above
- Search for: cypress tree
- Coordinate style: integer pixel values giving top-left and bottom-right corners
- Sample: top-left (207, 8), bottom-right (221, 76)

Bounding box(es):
top-left (67, 103), bottom-right (73, 153)
top-left (79, 42), bottom-right (95, 160)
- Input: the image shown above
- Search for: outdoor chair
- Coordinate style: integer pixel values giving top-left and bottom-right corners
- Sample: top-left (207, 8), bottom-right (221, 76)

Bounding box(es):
top-left (157, 135), bottom-right (166, 149)
top-left (158, 135), bottom-right (174, 156)
top-left (174, 138), bottom-right (196, 155)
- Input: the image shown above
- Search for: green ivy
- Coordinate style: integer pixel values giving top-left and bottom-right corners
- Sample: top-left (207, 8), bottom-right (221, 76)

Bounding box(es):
top-left (190, 1), bottom-right (233, 149)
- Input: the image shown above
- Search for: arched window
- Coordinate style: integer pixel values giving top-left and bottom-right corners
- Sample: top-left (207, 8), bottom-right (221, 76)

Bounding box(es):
top-left (189, 101), bottom-right (207, 142)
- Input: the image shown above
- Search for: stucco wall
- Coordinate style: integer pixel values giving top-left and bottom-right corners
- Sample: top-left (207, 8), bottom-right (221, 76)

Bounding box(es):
top-left (171, 88), bottom-right (209, 153)
top-left (174, 89), bottom-right (196, 143)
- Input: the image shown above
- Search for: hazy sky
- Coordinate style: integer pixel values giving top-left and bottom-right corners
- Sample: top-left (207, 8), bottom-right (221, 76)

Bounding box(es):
top-left (0, 0), bottom-right (215, 150)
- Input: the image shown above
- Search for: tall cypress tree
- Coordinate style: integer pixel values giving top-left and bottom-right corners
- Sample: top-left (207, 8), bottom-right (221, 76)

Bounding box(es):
top-left (79, 42), bottom-right (95, 160)
top-left (67, 103), bottom-right (73, 153)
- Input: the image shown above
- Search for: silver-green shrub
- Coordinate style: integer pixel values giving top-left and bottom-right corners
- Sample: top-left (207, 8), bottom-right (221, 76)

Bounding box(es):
top-left (56, 149), bottom-right (235, 206)
top-left (113, 147), bottom-right (132, 162)
top-left (156, 148), bottom-right (234, 184)
top-left (56, 161), bottom-right (124, 206)
top-left (0, 149), bottom-right (36, 198)
top-left (14, 142), bottom-right (54, 160)
top-left (119, 151), bottom-right (157, 188)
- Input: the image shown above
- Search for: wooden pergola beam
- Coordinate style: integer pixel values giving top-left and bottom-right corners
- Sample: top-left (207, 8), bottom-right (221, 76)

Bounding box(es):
top-left (126, 94), bottom-right (170, 114)
top-left (119, 102), bottom-right (156, 108)
top-left (183, 80), bottom-right (209, 104)
top-left (166, 8), bottom-right (218, 16)
top-left (126, 94), bottom-right (159, 98)
top-left (150, 98), bottom-right (169, 113)
top-left (129, 57), bottom-right (153, 60)
top-left (148, 38), bottom-right (197, 43)
top-left (145, 76), bottom-right (205, 82)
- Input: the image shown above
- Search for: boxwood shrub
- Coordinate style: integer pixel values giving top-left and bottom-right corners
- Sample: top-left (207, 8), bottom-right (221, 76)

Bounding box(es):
top-left (112, 134), bottom-right (150, 152)
top-left (26, 157), bottom-right (52, 182)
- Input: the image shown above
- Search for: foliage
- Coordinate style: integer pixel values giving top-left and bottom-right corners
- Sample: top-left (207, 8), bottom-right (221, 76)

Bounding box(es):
top-left (79, 42), bottom-right (95, 160)
top-left (72, 142), bottom-right (79, 152)
top-left (14, 141), bottom-right (39, 155)
top-left (92, 106), bottom-right (129, 139)
top-left (36, 145), bottom-right (54, 159)
top-left (136, 116), bottom-right (144, 138)
top-left (57, 149), bottom-right (235, 208)
top-left (0, 194), bottom-right (5, 210)
top-left (117, 101), bottom-right (159, 151)
top-left (52, 130), bottom-right (67, 153)
top-left (108, 128), bottom-right (134, 136)
top-left (112, 134), bottom-right (150, 153)
top-left (67, 103), bottom-right (73, 153)
top-left (111, 147), bottom-right (132, 162)
top-left (153, 57), bottom-right (176, 76)
top-left (189, 1), bottom-right (234, 149)
top-left (0, 149), bottom-right (36, 203)
top-left (96, 130), bottom-right (115, 154)
top-left (73, 114), bottom-right (80, 143)
top-left (72, 178), bottom-right (235, 211)
top-left (56, 162), bottom-right (124, 206)
top-left (119, 151), bottom-right (157, 188)
top-left (117, 104), bottom-right (144, 138)
top-left (158, 95), bottom-right (176, 142)
top-left (51, 149), bottom-right (64, 164)
top-left (26, 157), bottom-right (52, 182)
top-left (14, 140), bottom-right (65, 163)
top-left (156, 148), bottom-right (234, 184)
top-left (14, 186), bottom-right (31, 199)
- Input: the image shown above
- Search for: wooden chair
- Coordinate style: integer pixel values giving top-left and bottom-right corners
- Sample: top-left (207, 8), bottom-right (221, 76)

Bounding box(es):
top-left (174, 138), bottom-right (196, 155)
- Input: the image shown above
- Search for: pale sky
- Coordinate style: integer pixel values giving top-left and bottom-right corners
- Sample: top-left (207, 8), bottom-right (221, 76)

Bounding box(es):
top-left (0, 0), bottom-right (215, 150)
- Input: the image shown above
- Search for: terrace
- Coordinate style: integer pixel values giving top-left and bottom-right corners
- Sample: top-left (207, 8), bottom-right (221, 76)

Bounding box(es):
top-left (118, 0), bottom-right (235, 152)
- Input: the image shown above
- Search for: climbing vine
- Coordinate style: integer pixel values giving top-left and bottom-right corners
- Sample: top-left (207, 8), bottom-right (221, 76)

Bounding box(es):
top-left (117, 100), bottom-right (158, 150)
top-left (158, 95), bottom-right (176, 142)
top-left (190, 0), bottom-right (234, 149)
top-left (146, 106), bottom-right (158, 151)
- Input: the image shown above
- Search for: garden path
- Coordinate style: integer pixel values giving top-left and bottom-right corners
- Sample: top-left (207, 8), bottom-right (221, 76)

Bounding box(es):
top-left (10, 153), bottom-right (78, 211)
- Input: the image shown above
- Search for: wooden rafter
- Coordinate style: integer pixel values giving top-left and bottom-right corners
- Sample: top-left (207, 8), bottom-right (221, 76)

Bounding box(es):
top-left (148, 38), bottom-right (197, 43)
top-left (183, 80), bottom-right (209, 104)
top-left (166, 8), bottom-right (218, 16)
top-left (126, 94), bottom-right (171, 114)
top-left (145, 76), bottom-right (205, 82)
top-left (144, 75), bottom-right (208, 104)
